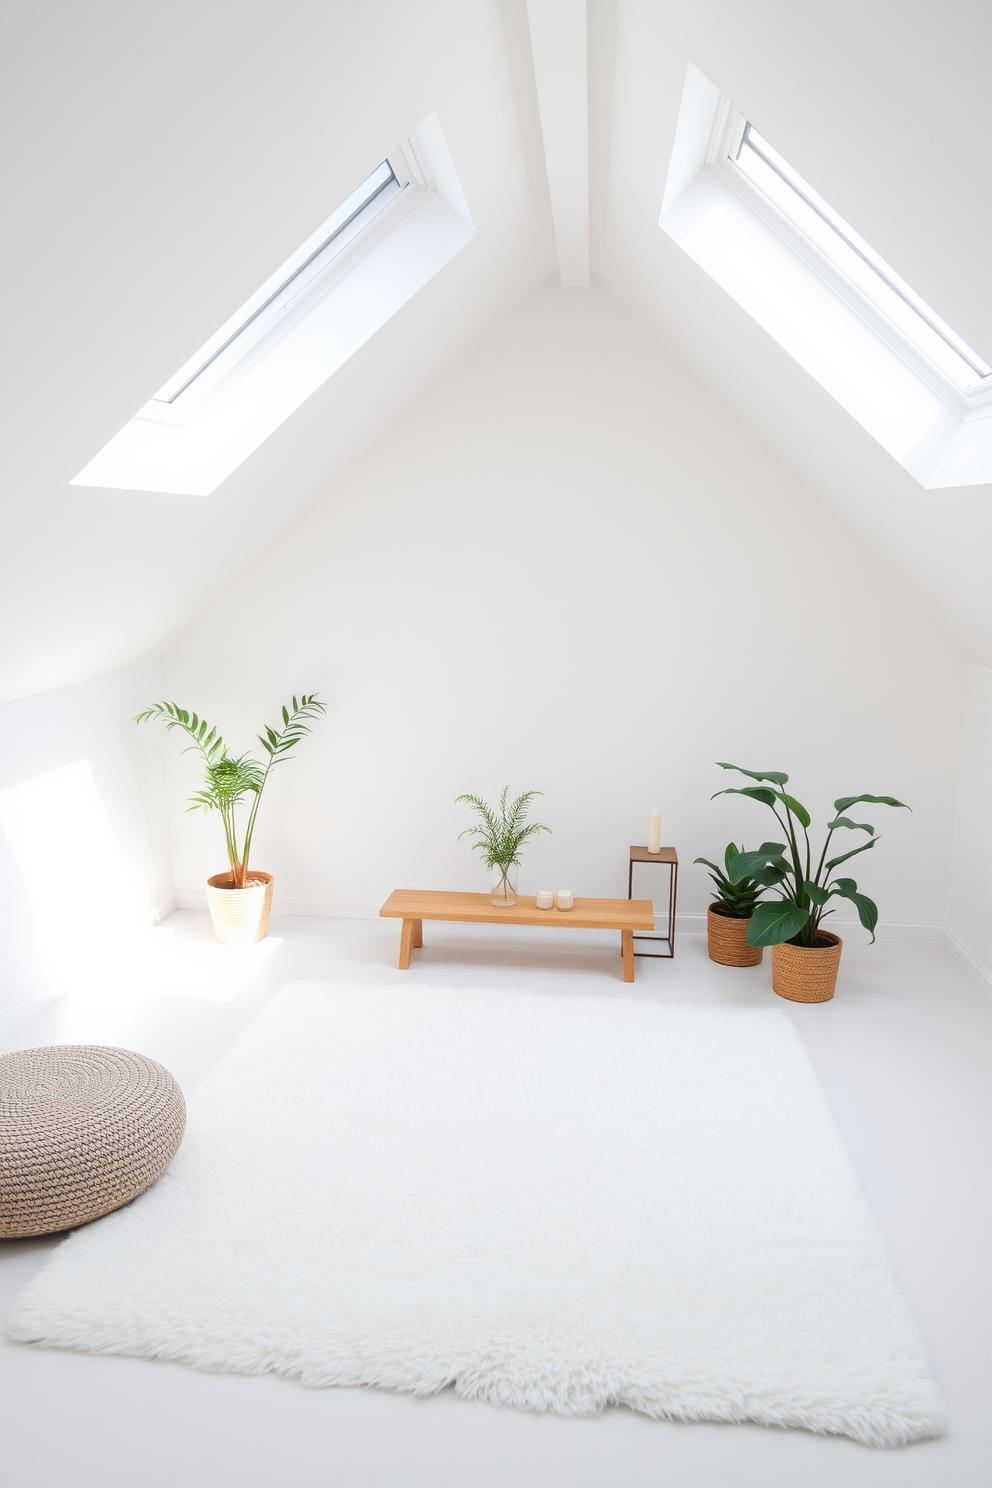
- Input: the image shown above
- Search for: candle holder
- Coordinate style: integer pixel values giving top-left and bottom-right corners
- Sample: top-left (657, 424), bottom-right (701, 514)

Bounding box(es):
top-left (556, 890), bottom-right (574, 911)
top-left (536, 890), bottom-right (554, 910)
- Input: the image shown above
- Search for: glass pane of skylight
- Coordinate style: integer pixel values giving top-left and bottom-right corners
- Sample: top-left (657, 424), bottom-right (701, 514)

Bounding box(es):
top-left (734, 125), bottom-right (991, 392)
top-left (153, 160), bottom-right (402, 407)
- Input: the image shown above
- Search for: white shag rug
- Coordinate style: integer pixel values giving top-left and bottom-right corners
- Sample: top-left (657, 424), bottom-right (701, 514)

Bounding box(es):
top-left (7, 982), bottom-right (946, 1448)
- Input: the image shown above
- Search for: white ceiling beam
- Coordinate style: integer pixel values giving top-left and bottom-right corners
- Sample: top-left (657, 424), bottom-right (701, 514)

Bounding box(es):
top-left (526, 0), bottom-right (589, 287)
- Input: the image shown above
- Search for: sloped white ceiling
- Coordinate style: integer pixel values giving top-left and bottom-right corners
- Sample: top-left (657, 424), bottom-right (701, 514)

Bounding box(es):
top-left (597, 0), bottom-right (992, 661)
top-left (2, 0), bottom-right (989, 699)
top-left (0, 0), bottom-right (555, 700)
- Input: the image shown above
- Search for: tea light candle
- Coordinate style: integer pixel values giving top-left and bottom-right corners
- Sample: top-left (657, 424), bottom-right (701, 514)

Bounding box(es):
top-left (556, 890), bottom-right (574, 911)
top-left (536, 889), bottom-right (554, 910)
top-left (648, 807), bottom-right (661, 854)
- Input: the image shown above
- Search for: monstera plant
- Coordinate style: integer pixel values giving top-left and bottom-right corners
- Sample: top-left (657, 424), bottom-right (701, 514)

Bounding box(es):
top-left (712, 763), bottom-right (909, 949)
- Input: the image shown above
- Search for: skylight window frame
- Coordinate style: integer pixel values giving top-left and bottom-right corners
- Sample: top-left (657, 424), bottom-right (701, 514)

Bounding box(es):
top-left (136, 141), bottom-right (429, 430)
top-left (708, 105), bottom-right (992, 417)
top-left (70, 112), bottom-right (476, 496)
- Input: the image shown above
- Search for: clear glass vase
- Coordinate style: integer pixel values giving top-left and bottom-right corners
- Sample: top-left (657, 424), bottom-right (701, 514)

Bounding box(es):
top-left (490, 862), bottom-right (518, 908)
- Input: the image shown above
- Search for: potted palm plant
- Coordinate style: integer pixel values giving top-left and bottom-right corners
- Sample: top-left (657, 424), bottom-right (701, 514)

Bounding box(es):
top-left (712, 763), bottom-right (909, 1001)
top-left (136, 694), bottom-right (324, 943)
top-left (693, 843), bottom-right (766, 966)
top-left (457, 787), bottom-right (550, 906)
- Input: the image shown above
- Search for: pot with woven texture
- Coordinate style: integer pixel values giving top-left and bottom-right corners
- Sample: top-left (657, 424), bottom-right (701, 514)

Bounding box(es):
top-left (695, 843), bottom-right (767, 966)
top-left (707, 904), bottom-right (763, 966)
top-left (772, 932), bottom-right (842, 1002)
top-left (206, 871), bottom-right (273, 944)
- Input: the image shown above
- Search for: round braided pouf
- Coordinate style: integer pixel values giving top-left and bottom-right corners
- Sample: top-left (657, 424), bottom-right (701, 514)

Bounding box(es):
top-left (0, 1045), bottom-right (185, 1238)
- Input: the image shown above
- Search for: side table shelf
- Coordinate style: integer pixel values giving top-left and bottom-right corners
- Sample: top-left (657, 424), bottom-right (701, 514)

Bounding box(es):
top-left (627, 845), bottom-right (678, 958)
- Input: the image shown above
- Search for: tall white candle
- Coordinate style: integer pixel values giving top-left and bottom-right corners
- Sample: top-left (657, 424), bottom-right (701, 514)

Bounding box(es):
top-left (648, 807), bottom-right (661, 854)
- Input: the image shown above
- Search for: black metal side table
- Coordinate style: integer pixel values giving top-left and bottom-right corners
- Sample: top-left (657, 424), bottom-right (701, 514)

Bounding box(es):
top-left (627, 846), bottom-right (678, 958)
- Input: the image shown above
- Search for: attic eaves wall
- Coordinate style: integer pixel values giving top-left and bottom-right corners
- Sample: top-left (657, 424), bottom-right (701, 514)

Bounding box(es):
top-left (159, 281), bottom-right (970, 938)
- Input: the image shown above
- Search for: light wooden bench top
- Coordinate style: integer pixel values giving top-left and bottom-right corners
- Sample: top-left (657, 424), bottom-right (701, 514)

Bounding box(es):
top-left (380, 889), bottom-right (654, 930)
top-left (379, 890), bottom-right (655, 981)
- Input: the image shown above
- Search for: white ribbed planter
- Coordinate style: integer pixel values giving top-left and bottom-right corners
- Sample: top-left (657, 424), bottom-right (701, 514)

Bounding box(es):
top-left (205, 872), bottom-right (273, 944)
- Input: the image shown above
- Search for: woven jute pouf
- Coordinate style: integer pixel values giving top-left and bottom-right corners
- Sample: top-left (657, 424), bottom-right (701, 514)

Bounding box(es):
top-left (772, 933), bottom-right (843, 1003)
top-left (707, 905), bottom-right (764, 967)
top-left (0, 1046), bottom-right (185, 1239)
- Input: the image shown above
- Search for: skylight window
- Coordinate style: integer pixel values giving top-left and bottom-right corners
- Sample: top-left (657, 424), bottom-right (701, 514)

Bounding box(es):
top-left (732, 123), bottom-right (991, 394)
top-left (71, 114), bottom-right (475, 496)
top-left (152, 161), bottom-right (403, 411)
top-left (658, 65), bottom-right (992, 490)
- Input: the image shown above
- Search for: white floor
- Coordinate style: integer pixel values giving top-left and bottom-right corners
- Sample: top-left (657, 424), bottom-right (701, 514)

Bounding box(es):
top-left (2, 912), bottom-right (990, 1488)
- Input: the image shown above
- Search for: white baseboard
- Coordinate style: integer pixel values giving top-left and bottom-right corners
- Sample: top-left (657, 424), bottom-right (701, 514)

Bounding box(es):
top-left (152, 891), bottom-right (178, 923)
top-left (175, 889), bottom-right (382, 919)
top-left (940, 925), bottom-right (992, 998)
top-left (675, 915), bottom-right (943, 944)
top-left (171, 895), bottom-right (947, 946)
top-left (0, 975), bottom-right (66, 1044)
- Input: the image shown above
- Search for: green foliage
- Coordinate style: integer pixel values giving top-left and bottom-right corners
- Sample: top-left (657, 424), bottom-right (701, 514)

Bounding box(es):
top-left (456, 788), bottom-right (550, 879)
top-left (136, 694), bottom-right (325, 886)
top-left (692, 842), bottom-right (766, 919)
top-left (711, 763), bottom-right (909, 948)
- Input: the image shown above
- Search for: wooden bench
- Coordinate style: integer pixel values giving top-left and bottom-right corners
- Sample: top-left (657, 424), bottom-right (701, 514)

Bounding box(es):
top-left (379, 890), bottom-right (655, 982)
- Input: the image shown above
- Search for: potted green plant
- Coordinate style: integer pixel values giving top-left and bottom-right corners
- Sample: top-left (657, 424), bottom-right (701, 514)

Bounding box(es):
top-left (136, 694), bottom-right (325, 943)
top-left (712, 763), bottom-right (909, 1001)
top-left (693, 842), bottom-right (766, 966)
top-left (457, 787), bottom-right (550, 906)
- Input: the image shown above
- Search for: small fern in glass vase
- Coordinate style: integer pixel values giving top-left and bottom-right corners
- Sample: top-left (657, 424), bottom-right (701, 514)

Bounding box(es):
top-left (457, 787), bottom-right (550, 907)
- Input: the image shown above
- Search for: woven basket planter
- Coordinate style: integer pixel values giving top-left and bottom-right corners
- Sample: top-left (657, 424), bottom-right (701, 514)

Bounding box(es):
top-left (772, 932), bottom-right (842, 1002)
top-left (707, 904), bottom-right (763, 966)
top-left (206, 871), bottom-right (273, 944)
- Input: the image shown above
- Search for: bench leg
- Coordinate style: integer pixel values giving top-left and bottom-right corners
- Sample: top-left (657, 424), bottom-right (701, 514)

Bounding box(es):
top-left (622, 929), bottom-right (635, 982)
top-left (399, 919), bottom-right (416, 970)
top-left (412, 919), bottom-right (423, 948)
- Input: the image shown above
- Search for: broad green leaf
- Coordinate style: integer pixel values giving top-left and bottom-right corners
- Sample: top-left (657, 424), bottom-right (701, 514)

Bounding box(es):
top-left (751, 864), bottom-right (788, 887)
top-left (831, 878), bottom-right (879, 940)
top-left (803, 880), bottom-right (830, 905)
top-left (775, 792), bottom-right (811, 828)
top-left (716, 762), bottom-right (789, 785)
top-left (712, 786), bottom-right (778, 808)
top-left (724, 842), bottom-right (740, 870)
top-left (833, 793), bottom-right (910, 814)
top-left (747, 899), bottom-right (810, 946)
top-left (828, 816), bottom-right (874, 834)
top-left (727, 845), bottom-right (788, 883)
top-left (825, 838), bottom-right (877, 871)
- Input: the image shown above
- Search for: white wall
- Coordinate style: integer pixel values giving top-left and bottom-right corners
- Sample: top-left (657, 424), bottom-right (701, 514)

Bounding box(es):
top-left (162, 282), bottom-right (970, 937)
top-left (0, 661), bottom-right (175, 1035)
top-left (944, 663), bottom-right (992, 988)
